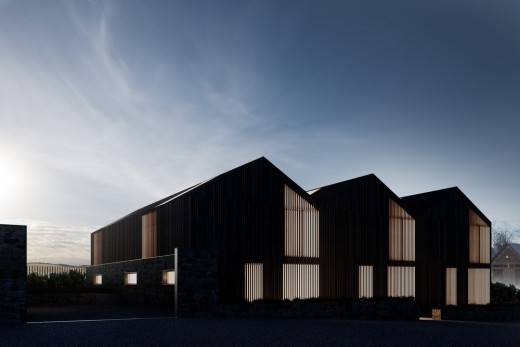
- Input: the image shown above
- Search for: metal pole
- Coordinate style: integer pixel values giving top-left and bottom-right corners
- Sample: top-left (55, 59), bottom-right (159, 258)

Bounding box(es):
top-left (174, 248), bottom-right (178, 318)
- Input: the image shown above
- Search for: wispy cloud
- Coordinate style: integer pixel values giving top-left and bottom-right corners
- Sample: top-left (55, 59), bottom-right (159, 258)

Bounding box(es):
top-left (4, 219), bottom-right (96, 266)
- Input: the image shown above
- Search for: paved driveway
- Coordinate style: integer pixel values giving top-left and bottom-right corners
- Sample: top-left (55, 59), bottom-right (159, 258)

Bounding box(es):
top-left (1, 306), bottom-right (518, 346)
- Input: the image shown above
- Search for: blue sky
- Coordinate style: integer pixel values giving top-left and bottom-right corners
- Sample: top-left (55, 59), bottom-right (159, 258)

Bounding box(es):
top-left (1, 0), bottom-right (519, 265)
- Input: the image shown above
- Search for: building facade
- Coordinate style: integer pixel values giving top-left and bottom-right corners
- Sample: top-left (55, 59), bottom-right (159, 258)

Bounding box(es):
top-left (89, 157), bottom-right (319, 304)
top-left (88, 158), bottom-right (491, 316)
top-left (402, 188), bottom-right (491, 315)
top-left (310, 174), bottom-right (416, 300)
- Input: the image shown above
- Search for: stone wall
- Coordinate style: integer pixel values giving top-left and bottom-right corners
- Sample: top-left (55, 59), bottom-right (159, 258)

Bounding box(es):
top-left (87, 255), bottom-right (176, 308)
top-left (212, 298), bottom-right (418, 320)
top-left (0, 224), bottom-right (27, 323)
top-left (438, 305), bottom-right (520, 321)
top-left (86, 249), bottom-right (219, 316)
top-left (177, 249), bottom-right (219, 316)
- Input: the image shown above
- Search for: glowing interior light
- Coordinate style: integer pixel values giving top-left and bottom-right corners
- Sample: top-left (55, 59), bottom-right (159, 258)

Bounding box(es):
top-left (162, 270), bottom-right (176, 285)
top-left (125, 272), bottom-right (137, 285)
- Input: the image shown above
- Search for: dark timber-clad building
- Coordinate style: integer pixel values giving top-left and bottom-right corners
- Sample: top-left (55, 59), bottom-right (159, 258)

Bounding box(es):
top-left (90, 157), bottom-right (319, 303)
top-left (88, 157), bottom-right (492, 316)
top-left (402, 188), bottom-right (491, 315)
top-left (309, 174), bottom-right (416, 300)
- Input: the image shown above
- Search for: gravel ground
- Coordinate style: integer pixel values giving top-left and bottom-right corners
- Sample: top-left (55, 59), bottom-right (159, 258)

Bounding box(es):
top-left (0, 306), bottom-right (518, 346)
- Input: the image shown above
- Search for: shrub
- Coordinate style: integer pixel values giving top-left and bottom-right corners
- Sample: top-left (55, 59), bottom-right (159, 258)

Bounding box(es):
top-left (27, 270), bottom-right (86, 293)
top-left (491, 282), bottom-right (518, 304)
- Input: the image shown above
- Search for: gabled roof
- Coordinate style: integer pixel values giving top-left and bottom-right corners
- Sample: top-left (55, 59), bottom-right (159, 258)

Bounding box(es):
top-left (95, 156), bottom-right (312, 232)
top-left (492, 243), bottom-right (520, 263)
top-left (402, 187), bottom-right (491, 225)
top-left (509, 243), bottom-right (520, 255)
top-left (308, 173), bottom-right (402, 204)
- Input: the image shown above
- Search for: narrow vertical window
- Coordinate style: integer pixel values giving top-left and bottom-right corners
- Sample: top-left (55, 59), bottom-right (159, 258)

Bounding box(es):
top-left (284, 186), bottom-right (319, 258)
top-left (389, 199), bottom-right (415, 261)
top-left (93, 232), bottom-right (103, 265)
top-left (446, 268), bottom-right (457, 306)
top-left (358, 266), bottom-right (373, 298)
top-left (244, 263), bottom-right (263, 302)
top-left (142, 211), bottom-right (157, 259)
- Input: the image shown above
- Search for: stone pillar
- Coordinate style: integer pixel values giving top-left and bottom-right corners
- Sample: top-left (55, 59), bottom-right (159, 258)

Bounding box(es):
top-left (0, 224), bottom-right (27, 323)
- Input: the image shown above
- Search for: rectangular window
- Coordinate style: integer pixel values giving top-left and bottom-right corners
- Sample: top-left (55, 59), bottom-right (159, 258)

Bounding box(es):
top-left (94, 274), bottom-right (102, 285)
top-left (124, 272), bottom-right (137, 285)
top-left (244, 263), bottom-right (263, 302)
top-left (388, 266), bottom-right (415, 297)
top-left (446, 268), bottom-right (457, 306)
top-left (468, 268), bottom-right (490, 304)
top-left (162, 270), bottom-right (176, 285)
top-left (142, 211), bottom-right (157, 259)
top-left (284, 186), bottom-right (319, 258)
top-left (358, 266), bottom-right (373, 298)
top-left (283, 264), bottom-right (319, 300)
top-left (469, 209), bottom-right (490, 264)
top-left (389, 199), bottom-right (415, 261)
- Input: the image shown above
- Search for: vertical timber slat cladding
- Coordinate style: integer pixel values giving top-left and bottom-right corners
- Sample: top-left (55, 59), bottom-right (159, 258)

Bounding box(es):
top-left (446, 267), bottom-right (457, 306)
top-left (468, 268), bottom-right (490, 304)
top-left (142, 211), bottom-right (157, 259)
top-left (402, 187), bottom-right (492, 315)
top-left (389, 199), bottom-right (415, 261)
top-left (469, 208), bottom-right (491, 264)
top-left (311, 174), bottom-right (415, 300)
top-left (358, 265), bottom-right (373, 298)
top-left (90, 157), bottom-right (320, 303)
top-left (244, 263), bottom-right (263, 302)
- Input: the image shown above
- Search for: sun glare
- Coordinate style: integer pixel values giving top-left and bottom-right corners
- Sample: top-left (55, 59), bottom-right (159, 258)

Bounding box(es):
top-left (0, 157), bottom-right (22, 199)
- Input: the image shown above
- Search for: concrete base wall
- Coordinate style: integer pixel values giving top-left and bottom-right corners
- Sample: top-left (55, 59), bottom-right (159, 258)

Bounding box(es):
top-left (0, 224), bottom-right (27, 323)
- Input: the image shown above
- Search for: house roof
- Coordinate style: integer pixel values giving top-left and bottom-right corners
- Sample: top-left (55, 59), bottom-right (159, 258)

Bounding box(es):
top-left (492, 243), bottom-right (520, 262)
top-left (94, 156), bottom-right (311, 232)
top-left (402, 187), bottom-right (491, 226)
top-left (308, 173), bottom-right (402, 204)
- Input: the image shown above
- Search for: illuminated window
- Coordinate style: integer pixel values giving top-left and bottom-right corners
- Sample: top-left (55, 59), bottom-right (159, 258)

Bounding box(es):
top-left (469, 209), bottom-right (490, 264)
top-left (94, 274), bottom-right (102, 285)
top-left (468, 268), bottom-right (490, 304)
top-left (358, 266), bottom-right (373, 298)
top-left (446, 268), bottom-right (457, 306)
top-left (283, 264), bottom-right (319, 300)
top-left (93, 232), bottom-right (103, 265)
top-left (284, 186), bottom-right (319, 258)
top-left (124, 272), bottom-right (137, 285)
top-left (244, 263), bottom-right (263, 302)
top-left (388, 266), bottom-right (415, 297)
top-left (142, 211), bottom-right (157, 259)
top-left (162, 270), bottom-right (176, 285)
top-left (389, 199), bottom-right (415, 261)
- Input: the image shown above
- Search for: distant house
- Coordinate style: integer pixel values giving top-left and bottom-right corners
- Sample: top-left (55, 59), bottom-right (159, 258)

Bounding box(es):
top-left (492, 243), bottom-right (520, 287)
